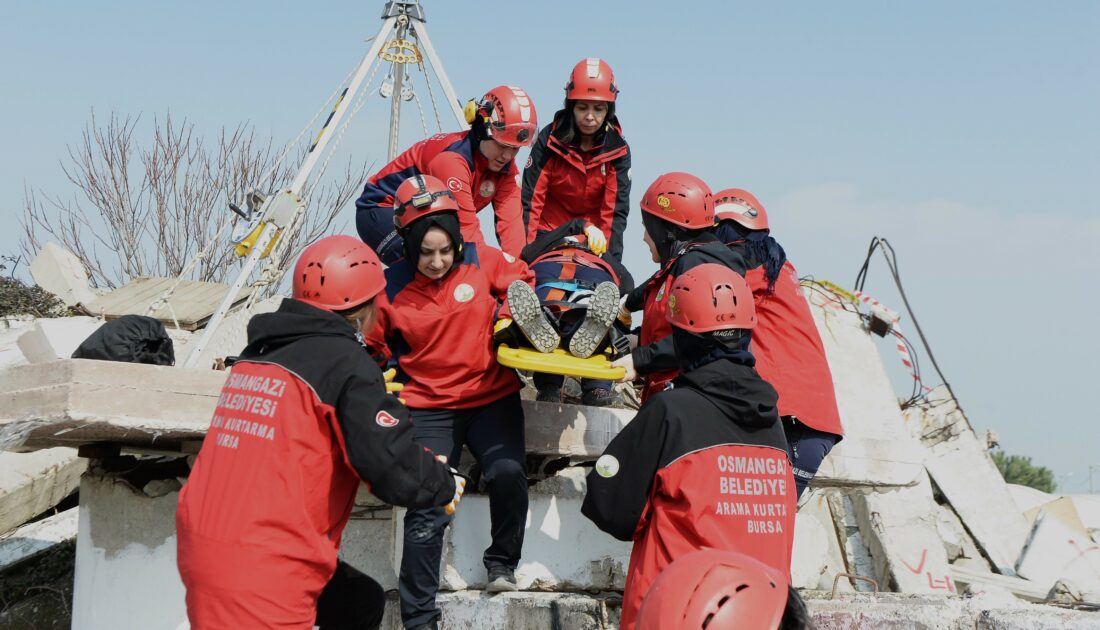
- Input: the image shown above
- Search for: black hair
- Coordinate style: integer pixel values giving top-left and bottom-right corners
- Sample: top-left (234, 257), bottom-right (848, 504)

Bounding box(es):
top-left (555, 99), bottom-right (616, 147)
top-left (779, 586), bottom-right (815, 630)
top-left (641, 211), bottom-right (708, 266)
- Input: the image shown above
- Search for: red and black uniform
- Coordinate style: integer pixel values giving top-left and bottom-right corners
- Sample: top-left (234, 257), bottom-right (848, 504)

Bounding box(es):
top-left (625, 233), bottom-right (749, 401)
top-left (355, 131), bottom-right (525, 264)
top-left (522, 111), bottom-right (631, 263)
top-left (176, 298), bottom-right (455, 630)
top-left (372, 242), bottom-right (534, 628)
top-left (582, 359), bottom-right (795, 630)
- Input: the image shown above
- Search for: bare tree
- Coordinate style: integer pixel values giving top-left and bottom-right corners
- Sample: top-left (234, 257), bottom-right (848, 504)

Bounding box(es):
top-left (21, 111), bottom-right (366, 290)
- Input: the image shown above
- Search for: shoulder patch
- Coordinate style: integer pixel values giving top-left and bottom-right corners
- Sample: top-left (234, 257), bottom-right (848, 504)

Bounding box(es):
top-left (375, 410), bottom-right (400, 428)
top-left (447, 177), bottom-right (462, 192)
top-left (595, 454), bottom-right (620, 478)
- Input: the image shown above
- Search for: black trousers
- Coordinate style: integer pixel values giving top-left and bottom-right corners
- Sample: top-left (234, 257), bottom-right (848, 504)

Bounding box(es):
top-left (782, 416), bottom-right (840, 498)
top-left (315, 560), bottom-right (385, 630)
top-left (398, 392), bottom-right (528, 628)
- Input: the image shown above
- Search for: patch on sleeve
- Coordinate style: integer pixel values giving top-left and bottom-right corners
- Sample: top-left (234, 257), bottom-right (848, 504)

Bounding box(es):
top-left (502, 252), bottom-right (515, 263)
top-left (447, 177), bottom-right (462, 192)
top-left (595, 454), bottom-right (620, 478)
top-left (375, 410), bottom-right (400, 428)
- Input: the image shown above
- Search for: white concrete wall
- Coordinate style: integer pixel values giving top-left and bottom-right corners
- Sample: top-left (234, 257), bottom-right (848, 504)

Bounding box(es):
top-left (71, 473), bottom-right (188, 630)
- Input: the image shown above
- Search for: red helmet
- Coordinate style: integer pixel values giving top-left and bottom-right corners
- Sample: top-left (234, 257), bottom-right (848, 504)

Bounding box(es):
top-left (714, 188), bottom-right (769, 232)
top-left (468, 85), bottom-right (538, 148)
top-left (667, 263), bottom-right (756, 332)
top-left (565, 58), bottom-right (618, 102)
top-left (640, 172), bottom-right (715, 230)
top-left (293, 235), bottom-right (385, 312)
top-left (638, 550), bottom-right (788, 630)
top-left (393, 174), bottom-right (460, 231)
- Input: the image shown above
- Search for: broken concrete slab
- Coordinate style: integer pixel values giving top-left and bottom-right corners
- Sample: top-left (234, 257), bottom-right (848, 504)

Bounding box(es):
top-left (827, 492), bottom-right (878, 593)
top-left (851, 471), bottom-right (957, 594)
top-left (805, 290), bottom-right (926, 490)
top-left (1026, 497), bottom-right (1091, 536)
top-left (0, 359), bottom-right (227, 452)
top-left (88, 276), bottom-right (253, 331)
top-left (378, 591), bottom-right (621, 630)
top-left (29, 242), bottom-right (98, 308)
top-left (933, 502), bottom-right (990, 571)
top-left (0, 318), bottom-right (34, 370)
top-left (792, 490), bottom-right (852, 591)
top-left (1007, 483), bottom-right (1056, 514)
top-left (906, 391), bottom-right (1030, 576)
top-left (182, 295), bottom-right (282, 368)
top-left (0, 448), bottom-right (86, 534)
top-left (1015, 511), bottom-right (1100, 596)
top-left (951, 562), bottom-right (1049, 602)
top-left (0, 506), bottom-right (78, 571)
top-left (16, 316), bottom-right (104, 364)
top-left (0, 359), bottom-right (636, 458)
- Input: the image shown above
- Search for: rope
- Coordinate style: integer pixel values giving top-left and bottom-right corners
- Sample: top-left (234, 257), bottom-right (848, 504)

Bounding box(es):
top-left (145, 215), bottom-right (235, 329)
top-left (417, 46), bottom-right (444, 133)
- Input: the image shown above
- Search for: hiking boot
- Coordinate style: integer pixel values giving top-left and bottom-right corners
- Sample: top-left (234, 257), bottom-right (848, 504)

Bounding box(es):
top-left (582, 387), bottom-right (621, 407)
top-left (535, 386), bottom-right (562, 403)
top-left (486, 566), bottom-right (519, 593)
top-left (568, 281), bottom-right (619, 358)
top-left (507, 281), bottom-right (559, 354)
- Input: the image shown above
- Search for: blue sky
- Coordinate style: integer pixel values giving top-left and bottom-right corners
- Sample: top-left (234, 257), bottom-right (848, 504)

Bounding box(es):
top-left (2, 2), bottom-right (1098, 489)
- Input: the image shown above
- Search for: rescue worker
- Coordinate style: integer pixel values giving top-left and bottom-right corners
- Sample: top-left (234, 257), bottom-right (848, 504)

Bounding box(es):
top-left (176, 236), bottom-right (464, 630)
top-left (637, 550), bottom-right (790, 630)
top-left (369, 175), bottom-right (534, 630)
top-left (355, 85), bottom-right (537, 264)
top-left (521, 59), bottom-right (632, 405)
top-left (613, 172), bottom-right (748, 402)
top-left (714, 188), bottom-right (844, 498)
top-left (583, 263), bottom-right (796, 630)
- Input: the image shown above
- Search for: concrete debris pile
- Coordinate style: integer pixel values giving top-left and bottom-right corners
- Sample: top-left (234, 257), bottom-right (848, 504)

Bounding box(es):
top-left (2, 250), bottom-right (1099, 628)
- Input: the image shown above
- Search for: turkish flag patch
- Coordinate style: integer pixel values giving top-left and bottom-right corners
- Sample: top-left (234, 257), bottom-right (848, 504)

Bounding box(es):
top-left (375, 410), bottom-right (400, 428)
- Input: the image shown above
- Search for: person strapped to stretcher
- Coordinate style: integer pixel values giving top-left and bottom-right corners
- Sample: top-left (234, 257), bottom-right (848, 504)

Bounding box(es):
top-left (494, 218), bottom-right (634, 406)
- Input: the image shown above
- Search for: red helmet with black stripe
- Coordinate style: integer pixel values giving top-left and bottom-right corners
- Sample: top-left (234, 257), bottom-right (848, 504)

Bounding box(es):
top-left (565, 58), bottom-right (618, 102)
top-left (393, 174), bottom-right (459, 231)
top-left (293, 235), bottom-right (385, 312)
top-left (640, 172), bottom-right (715, 230)
top-left (468, 85), bottom-right (538, 148)
top-left (714, 188), bottom-right (769, 232)
top-left (666, 263), bottom-right (756, 332)
top-left (638, 550), bottom-right (788, 630)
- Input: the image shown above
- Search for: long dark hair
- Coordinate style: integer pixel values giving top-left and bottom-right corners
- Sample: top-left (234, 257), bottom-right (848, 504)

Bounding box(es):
top-left (555, 99), bottom-right (617, 147)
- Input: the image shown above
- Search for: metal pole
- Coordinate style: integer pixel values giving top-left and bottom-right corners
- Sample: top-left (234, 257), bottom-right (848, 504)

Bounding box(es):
top-left (414, 20), bottom-right (469, 129)
top-left (387, 15), bottom-right (410, 160)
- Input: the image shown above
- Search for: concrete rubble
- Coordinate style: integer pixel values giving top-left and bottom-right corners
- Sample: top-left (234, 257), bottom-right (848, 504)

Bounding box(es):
top-left (0, 448), bottom-right (85, 534)
top-left (1, 277), bottom-right (1098, 628)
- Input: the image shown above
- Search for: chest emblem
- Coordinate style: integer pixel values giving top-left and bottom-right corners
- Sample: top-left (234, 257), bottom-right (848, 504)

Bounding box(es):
top-left (375, 410), bottom-right (400, 428)
top-left (655, 283), bottom-right (666, 302)
top-left (478, 179), bottom-right (496, 198)
top-left (454, 283), bottom-right (476, 303)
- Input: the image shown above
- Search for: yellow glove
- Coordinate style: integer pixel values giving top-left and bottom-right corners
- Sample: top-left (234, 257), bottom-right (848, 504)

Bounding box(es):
top-left (382, 368), bottom-right (406, 405)
top-left (584, 224), bottom-right (608, 257)
top-left (494, 318), bottom-right (513, 334)
top-left (437, 455), bottom-right (467, 515)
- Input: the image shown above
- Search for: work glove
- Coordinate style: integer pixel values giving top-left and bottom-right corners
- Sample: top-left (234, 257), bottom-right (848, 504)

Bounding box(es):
top-left (611, 353), bottom-right (637, 382)
top-left (584, 224), bottom-right (608, 257)
top-left (492, 317), bottom-right (520, 346)
top-left (617, 294), bottom-right (632, 327)
top-left (382, 368), bottom-right (406, 405)
top-left (436, 455), bottom-right (467, 515)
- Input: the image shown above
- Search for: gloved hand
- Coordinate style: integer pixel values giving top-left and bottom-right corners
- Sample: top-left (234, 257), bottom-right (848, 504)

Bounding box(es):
top-left (493, 317), bottom-right (519, 346)
top-left (382, 368), bottom-right (406, 405)
top-left (584, 224), bottom-right (608, 257)
top-left (611, 353), bottom-right (637, 382)
top-left (437, 455), bottom-right (467, 515)
top-left (617, 294), bottom-right (632, 326)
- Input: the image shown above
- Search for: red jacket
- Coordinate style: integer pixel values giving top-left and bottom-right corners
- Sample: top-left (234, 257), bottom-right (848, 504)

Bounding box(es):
top-left (522, 112), bottom-right (631, 262)
top-left (747, 261), bottom-right (844, 436)
top-left (627, 236), bottom-right (749, 401)
top-left (176, 299), bottom-right (454, 629)
top-left (355, 131), bottom-right (526, 257)
top-left (583, 360), bottom-right (794, 630)
top-left (374, 243), bottom-right (534, 409)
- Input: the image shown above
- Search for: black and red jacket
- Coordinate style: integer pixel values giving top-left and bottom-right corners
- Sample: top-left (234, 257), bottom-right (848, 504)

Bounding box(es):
top-left (177, 299), bottom-right (455, 626)
top-left (626, 233), bottom-right (748, 400)
top-left (521, 111), bottom-right (631, 262)
top-left (371, 242), bottom-right (534, 410)
top-left (355, 131), bottom-right (526, 258)
top-left (582, 359), bottom-right (795, 630)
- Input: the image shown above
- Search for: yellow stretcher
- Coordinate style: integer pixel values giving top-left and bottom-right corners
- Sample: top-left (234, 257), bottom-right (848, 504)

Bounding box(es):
top-left (496, 345), bottom-right (625, 380)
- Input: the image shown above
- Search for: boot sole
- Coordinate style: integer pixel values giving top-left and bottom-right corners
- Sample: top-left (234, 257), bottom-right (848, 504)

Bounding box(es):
top-left (508, 281), bottom-right (560, 354)
top-left (569, 282), bottom-right (620, 358)
top-left (486, 577), bottom-right (519, 593)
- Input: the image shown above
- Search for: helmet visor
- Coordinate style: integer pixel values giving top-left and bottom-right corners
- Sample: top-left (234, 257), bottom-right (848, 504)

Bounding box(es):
top-left (486, 121), bottom-right (536, 148)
